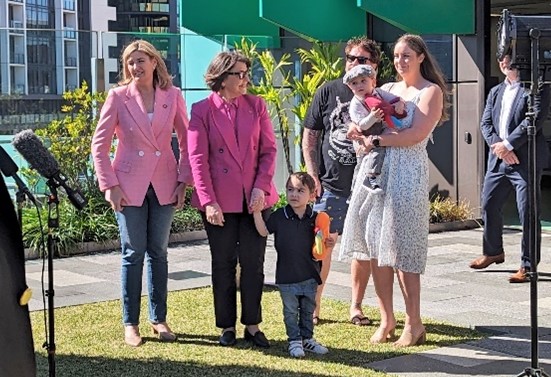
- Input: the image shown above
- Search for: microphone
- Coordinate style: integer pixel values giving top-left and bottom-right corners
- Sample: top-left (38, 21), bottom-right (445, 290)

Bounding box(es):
top-left (0, 145), bottom-right (37, 205)
top-left (12, 130), bottom-right (87, 210)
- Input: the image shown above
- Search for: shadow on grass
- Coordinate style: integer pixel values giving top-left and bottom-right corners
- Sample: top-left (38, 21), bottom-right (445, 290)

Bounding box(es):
top-left (30, 287), bottom-right (488, 376)
top-left (35, 323), bottom-right (484, 377)
top-left (35, 353), bottom-right (330, 377)
top-left (368, 325), bottom-right (551, 376)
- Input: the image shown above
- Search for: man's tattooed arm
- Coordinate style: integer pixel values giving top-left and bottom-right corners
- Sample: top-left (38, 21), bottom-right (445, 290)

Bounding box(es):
top-left (302, 128), bottom-right (322, 196)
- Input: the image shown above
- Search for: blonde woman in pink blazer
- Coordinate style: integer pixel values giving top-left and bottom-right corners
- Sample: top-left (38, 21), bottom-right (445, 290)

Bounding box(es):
top-left (188, 51), bottom-right (278, 348)
top-left (91, 40), bottom-right (192, 347)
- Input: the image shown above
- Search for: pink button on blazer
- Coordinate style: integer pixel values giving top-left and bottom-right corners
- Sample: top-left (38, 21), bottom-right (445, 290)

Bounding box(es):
top-left (91, 82), bottom-right (193, 207)
top-left (187, 93), bottom-right (278, 213)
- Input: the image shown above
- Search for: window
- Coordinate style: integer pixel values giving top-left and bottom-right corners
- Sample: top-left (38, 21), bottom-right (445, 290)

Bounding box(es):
top-left (27, 35), bottom-right (53, 64)
top-left (26, 0), bottom-right (54, 29)
top-left (27, 32), bottom-right (56, 94)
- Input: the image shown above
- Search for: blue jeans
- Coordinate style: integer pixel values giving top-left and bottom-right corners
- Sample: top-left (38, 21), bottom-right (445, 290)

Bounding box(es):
top-left (278, 278), bottom-right (318, 342)
top-left (115, 186), bottom-right (175, 325)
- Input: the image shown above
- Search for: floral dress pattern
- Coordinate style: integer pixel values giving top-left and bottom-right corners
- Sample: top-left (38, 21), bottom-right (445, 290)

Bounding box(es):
top-left (338, 83), bottom-right (434, 274)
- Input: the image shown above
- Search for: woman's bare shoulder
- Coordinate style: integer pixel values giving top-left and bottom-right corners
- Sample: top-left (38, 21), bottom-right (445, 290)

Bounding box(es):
top-left (420, 82), bottom-right (443, 100)
top-left (380, 81), bottom-right (397, 92)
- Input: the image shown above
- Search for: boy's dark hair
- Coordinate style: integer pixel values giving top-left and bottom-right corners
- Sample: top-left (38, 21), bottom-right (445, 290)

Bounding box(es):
top-left (286, 172), bottom-right (316, 193)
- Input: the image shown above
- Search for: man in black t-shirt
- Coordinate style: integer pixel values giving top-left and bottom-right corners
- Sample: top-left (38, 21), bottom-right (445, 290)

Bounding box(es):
top-left (302, 36), bottom-right (381, 326)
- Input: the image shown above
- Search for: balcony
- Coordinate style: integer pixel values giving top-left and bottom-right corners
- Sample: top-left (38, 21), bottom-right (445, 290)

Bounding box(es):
top-left (9, 20), bottom-right (24, 34)
top-left (137, 26), bottom-right (169, 33)
top-left (10, 53), bottom-right (25, 64)
top-left (63, 0), bottom-right (75, 11)
top-left (63, 27), bottom-right (76, 39)
top-left (28, 85), bottom-right (52, 94)
top-left (12, 85), bottom-right (25, 95)
top-left (140, 3), bottom-right (170, 12)
top-left (65, 57), bottom-right (77, 67)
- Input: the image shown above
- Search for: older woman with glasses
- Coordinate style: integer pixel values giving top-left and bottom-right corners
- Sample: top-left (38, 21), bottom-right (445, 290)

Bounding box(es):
top-left (187, 51), bottom-right (279, 347)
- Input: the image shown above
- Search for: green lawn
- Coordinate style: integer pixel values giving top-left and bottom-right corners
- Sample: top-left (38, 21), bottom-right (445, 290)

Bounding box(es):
top-left (31, 287), bottom-right (483, 377)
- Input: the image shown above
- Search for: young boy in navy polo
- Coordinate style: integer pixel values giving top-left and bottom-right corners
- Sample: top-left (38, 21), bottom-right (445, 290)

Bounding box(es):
top-left (253, 172), bottom-right (334, 358)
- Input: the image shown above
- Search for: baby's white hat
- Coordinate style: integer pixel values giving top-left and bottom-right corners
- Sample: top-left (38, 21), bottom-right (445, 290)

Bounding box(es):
top-left (343, 64), bottom-right (375, 84)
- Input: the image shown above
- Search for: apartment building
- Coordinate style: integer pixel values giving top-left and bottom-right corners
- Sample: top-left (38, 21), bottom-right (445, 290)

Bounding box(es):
top-left (0, 0), bottom-right (180, 131)
top-left (0, 0), bottom-right (92, 131)
top-left (0, 0), bottom-right (87, 95)
top-left (92, 0), bottom-right (181, 89)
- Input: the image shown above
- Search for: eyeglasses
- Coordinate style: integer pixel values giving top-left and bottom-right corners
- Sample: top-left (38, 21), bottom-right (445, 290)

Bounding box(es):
top-left (226, 71), bottom-right (250, 80)
top-left (346, 54), bottom-right (372, 64)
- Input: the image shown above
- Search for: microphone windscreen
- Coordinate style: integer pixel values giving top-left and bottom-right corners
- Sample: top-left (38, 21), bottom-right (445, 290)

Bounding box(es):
top-left (12, 130), bottom-right (60, 179)
top-left (0, 145), bottom-right (18, 177)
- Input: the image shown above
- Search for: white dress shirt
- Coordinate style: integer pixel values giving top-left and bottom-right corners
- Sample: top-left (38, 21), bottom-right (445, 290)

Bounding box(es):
top-left (498, 78), bottom-right (521, 151)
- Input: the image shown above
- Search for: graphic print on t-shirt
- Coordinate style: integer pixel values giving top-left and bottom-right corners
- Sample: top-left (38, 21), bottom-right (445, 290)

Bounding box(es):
top-left (328, 96), bottom-right (356, 166)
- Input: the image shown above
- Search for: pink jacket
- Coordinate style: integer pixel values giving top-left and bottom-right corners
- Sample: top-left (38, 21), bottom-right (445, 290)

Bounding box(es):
top-left (91, 82), bottom-right (193, 206)
top-left (187, 93), bottom-right (278, 213)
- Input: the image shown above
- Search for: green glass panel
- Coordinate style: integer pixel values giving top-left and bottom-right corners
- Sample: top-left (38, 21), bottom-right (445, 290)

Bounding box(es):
top-left (358, 0), bottom-right (474, 34)
top-left (180, 0), bottom-right (280, 48)
top-left (260, 0), bottom-right (366, 42)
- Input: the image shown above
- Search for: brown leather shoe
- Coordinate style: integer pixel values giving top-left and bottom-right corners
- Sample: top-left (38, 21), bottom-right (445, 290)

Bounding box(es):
top-left (509, 268), bottom-right (529, 283)
top-left (469, 253), bottom-right (505, 269)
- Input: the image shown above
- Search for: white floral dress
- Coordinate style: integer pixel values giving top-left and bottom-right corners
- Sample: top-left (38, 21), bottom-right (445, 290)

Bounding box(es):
top-left (338, 83), bottom-right (434, 274)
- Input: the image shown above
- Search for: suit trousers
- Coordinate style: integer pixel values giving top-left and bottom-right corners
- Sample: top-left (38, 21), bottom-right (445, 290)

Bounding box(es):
top-left (202, 209), bottom-right (267, 329)
top-left (481, 162), bottom-right (542, 268)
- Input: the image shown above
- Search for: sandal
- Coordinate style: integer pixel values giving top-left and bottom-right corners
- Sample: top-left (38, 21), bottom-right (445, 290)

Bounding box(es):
top-left (350, 314), bottom-right (371, 326)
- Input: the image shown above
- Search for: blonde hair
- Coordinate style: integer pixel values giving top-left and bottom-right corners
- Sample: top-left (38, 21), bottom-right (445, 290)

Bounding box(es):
top-left (395, 34), bottom-right (450, 124)
top-left (118, 39), bottom-right (172, 89)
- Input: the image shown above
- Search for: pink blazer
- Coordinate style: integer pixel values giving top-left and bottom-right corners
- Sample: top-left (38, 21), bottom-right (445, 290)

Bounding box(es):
top-left (91, 82), bottom-right (193, 207)
top-left (187, 93), bottom-right (278, 213)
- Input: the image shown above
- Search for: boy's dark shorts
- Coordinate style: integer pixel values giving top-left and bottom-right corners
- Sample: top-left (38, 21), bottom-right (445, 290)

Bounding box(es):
top-left (313, 190), bottom-right (349, 235)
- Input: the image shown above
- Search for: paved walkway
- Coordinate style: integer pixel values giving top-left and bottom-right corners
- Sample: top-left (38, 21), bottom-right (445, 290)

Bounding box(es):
top-left (25, 228), bottom-right (551, 377)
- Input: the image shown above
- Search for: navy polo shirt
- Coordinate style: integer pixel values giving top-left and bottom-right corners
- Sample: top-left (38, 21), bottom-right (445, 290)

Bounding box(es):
top-left (266, 205), bottom-right (322, 285)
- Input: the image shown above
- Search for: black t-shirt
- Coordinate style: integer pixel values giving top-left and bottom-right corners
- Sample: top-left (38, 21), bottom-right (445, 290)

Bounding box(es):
top-left (304, 78), bottom-right (356, 197)
top-left (266, 205), bottom-right (322, 285)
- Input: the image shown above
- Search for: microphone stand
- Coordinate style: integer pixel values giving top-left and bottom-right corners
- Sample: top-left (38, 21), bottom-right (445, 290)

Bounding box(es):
top-left (15, 188), bottom-right (25, 232)
top-left (44, 180), bottom-right (59, 377)
top-left (516, 28), bottom-right (550, 377)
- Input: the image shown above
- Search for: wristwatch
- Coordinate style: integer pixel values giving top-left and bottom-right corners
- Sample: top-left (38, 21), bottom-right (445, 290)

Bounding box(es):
top-left (373, 136), bottom-right (380, 147)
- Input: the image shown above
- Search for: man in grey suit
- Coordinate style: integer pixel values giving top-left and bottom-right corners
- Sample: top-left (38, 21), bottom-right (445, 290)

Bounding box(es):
top-left (469, 54), bottom-right (550, 283)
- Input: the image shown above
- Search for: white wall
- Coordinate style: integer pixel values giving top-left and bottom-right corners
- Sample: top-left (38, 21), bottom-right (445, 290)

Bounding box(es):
top-left (89, 0), bottom-right (116, 88)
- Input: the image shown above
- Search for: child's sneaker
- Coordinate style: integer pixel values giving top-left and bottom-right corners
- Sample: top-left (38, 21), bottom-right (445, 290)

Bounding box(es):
top-left (289, 340), bottom-right (305, 358)
top-left (363, 175), bottom-right (383, 194)
top-left (302, 338), bottom-right (328, 354)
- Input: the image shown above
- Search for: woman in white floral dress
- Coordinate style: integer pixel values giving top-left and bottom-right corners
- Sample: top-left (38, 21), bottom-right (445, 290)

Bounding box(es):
top-left (339, 34), bottom-right (450, 347)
